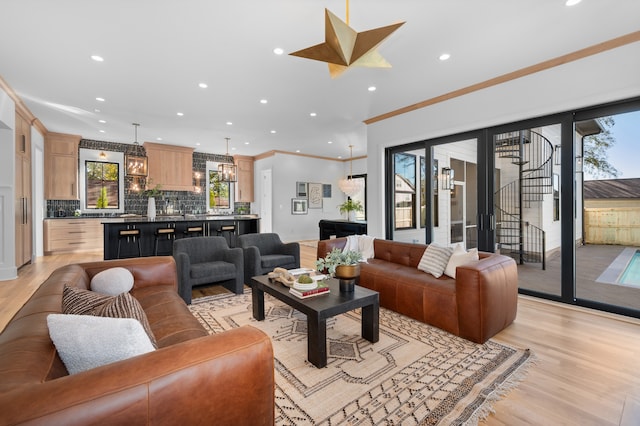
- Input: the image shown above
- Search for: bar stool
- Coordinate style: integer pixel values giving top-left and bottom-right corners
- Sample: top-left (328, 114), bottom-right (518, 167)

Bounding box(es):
top-left (117, 228), bottom-right (142, 258)
top-left (216, 223), bottom-right (236, 247)
top-left (154, 226), bottom-right (176, 255)
top-left (183, 225), bottom-right (204, 238)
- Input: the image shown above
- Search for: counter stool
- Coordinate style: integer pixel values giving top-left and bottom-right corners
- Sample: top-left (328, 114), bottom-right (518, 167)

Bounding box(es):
top-left (216, 224), bottom-right (236, 247)
top-left (183, 225), bottom-right (204, 238)
top-left (117, 228), bottom-right (142, 258)
top-left (154, 226), bottom-right (176, 255)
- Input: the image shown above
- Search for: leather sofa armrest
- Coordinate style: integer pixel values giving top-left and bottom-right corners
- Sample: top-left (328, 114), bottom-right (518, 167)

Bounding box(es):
top-left (317, 237), bottom-right (347, 260)
top-left (0, 326), bottom-right (275, 426)
top-left (455, 254), bottom-right (519, 343)
top-left (79, 256), bottom-right (178, 291)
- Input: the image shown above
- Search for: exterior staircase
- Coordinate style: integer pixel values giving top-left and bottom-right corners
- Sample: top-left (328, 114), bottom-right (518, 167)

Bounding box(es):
top-left (494, 129), bottom-right (554, 269)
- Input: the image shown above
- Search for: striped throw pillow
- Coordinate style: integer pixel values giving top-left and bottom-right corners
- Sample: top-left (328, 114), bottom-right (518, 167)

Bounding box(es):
top-left (63, 285), bottom-right (111, 315)
top-left (417, 244), bottom-right (454, 278)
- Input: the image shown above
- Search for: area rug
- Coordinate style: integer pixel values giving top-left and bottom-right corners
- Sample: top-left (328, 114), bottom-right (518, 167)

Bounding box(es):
top-left (189, 291), bottom-right (532, 425)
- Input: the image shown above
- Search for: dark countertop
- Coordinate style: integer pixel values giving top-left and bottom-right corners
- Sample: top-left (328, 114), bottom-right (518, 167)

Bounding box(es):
top-left (45, 214), bottom-right (260, 223)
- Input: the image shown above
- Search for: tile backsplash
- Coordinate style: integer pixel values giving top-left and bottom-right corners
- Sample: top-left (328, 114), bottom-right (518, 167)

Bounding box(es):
top-left (46, 139), bottom-right (250, 217)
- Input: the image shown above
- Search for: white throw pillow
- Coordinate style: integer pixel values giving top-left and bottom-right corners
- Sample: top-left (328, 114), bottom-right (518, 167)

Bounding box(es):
top-left (444, 246), bottom-right (480, 278)
top-left (417, 243), bottom-right (454, 278)
top-left (47, 314), bottom-right (155, 375)
top-left (90, 267), bottom-right (134, 296)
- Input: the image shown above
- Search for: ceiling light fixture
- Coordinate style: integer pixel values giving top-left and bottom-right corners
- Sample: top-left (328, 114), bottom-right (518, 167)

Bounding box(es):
top-left (125, 123), bottom-right (148, 178)
top-left (289, 0), bottom-right (405, 78)
top-left (338, 145), bottom-right (364, 197)
top-left (273, 47), bottom-right (284, 55)
top-left (439, 53), bottom-right (451, 61)
top-left (96, 97), bottom-right (105, 102)
top-left (566, 0), bottom-right (582, 5)
top-left (368, 86), bottom-right (377, 92)
top-left (99, 150), bottom-right (107, 159)
top-left (218, 137), bottom-right (237, 182)
top-left (91, 55), bottom-right (104, 62)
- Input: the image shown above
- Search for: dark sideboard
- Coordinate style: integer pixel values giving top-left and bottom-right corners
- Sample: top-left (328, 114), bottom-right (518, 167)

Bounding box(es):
top-left (318, 219), bottom-right (367, 240)
top-left (103, 215), bottom-right (260, 260)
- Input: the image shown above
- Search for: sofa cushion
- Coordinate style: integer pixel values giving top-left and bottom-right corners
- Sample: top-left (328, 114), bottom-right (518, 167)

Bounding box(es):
top-left (62, 286), bottom-right (157, 348)
top-left (417, 243), bottom-right (453, 278)
top-left (261, 254), bottom-right (295, 269)
top-left (190, 261), bottom-right (237, 280)
top-left (444, 246), bottom-right (479, 278)
top-left (47, 314), bottom-right (155, 375)
top-left (90, 267), bottom-right (134, 296)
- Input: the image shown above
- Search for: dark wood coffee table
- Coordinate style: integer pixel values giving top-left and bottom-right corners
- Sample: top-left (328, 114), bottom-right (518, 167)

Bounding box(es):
top-left (251, 275), bottom-right (379, 368)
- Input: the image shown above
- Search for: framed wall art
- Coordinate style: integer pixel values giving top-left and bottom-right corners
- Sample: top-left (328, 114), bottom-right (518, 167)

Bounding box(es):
top-left (291, 198), bottom-right (308, 215)
top-left (296, 182), bottom-right (308, 198)
top-left (308, 182), bottom-right (323, 209)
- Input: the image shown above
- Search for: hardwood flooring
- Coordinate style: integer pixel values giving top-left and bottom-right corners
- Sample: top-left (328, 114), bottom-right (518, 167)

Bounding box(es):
top-left (1, 244), bottom-right (639, 425)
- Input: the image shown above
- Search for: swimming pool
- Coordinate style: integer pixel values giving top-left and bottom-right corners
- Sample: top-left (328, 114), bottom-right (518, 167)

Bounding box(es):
top-left (619, 250), bottom-right (640, 286)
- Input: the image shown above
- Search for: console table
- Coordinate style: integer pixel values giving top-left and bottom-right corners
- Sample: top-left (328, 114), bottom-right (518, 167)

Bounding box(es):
top-left (318, 219), bottom-right (367, 240)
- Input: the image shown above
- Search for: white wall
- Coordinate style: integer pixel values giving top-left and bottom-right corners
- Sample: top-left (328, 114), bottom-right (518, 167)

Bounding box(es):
top-left (254, 152), bottom-right (352, 242)
top-left (366, 42), bottom-right (640, 239)
top-left (31, 128), bottom-right (45, 258)
top-left (0, 88), bottom-right (16, 280)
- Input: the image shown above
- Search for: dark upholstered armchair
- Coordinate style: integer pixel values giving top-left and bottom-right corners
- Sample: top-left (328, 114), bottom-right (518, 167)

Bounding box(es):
top-left (237, 233), bottom-right (300, 283)
top-left (173, 236), bottom-right (244, 304)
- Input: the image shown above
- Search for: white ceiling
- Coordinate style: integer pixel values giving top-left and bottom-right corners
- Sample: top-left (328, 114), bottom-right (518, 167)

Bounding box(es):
top-left (1, 0), bottom-right (639, 159)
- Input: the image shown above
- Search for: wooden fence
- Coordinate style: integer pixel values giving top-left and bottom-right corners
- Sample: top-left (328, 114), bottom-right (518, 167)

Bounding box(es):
top-left (584, 207), bottom-right (640, 245)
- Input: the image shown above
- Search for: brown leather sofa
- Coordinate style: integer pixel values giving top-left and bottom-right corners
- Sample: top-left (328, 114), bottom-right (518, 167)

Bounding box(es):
top-left (0, 256), bottom-right (274, 425)
top-left (317, 238), bottom-right (518, 344)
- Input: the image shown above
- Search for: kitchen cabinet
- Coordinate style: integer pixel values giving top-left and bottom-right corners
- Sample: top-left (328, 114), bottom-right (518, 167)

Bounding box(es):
top-left (45, 132), bottom-right (80, 200)
top-left (44, 218), bottom-right (103, 254)
top-left (144, 142), bottom-right (194, 191)
top-left (234, 155), bottom-right (254, 202)
top-left (15, 111), bottom-right (32, 267)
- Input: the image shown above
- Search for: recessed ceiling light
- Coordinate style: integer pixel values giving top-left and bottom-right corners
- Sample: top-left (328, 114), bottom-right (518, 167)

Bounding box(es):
top-left (198, 82), bottom-right (208, 88)
top-left (368, 86), bottom-right (376, 92)
top-left (232, 147), bottom-right (237, 151)
top-left (338, 156), bottom-right (343, 159)
top-left (176, 112), bottom-right (184, 116)
top-left (565, 0), bottom-right (581, 5)
top-left (196, 142), bottom-right (201, 146)
top-left (310, 112), bottom-right (317, 117)
top-left (296, 150), bottom-right (300, 153)
top-left (270, 130), bottom-right (276, 134)
top-left (99, 130), bottom-right (105, 133)
top-left (94, 108), bottom-right (101, 113)
top-left (273, 47), bottom-right (284, 55)
top-left (244, 142), bottom-right (250, 145)
top-left (226, 121), bottom-right (233, 125)
top-left (328, 141), bottom-right (333, 144)
top-left (439, 53), bottom-right (451, 61)
top-left (156, 137), bottom-right (163, 141)
top-left (96, 97), bottom-right (105, 102)
top-left (91, 55), bottom-right (104, 62)
top-left (260, 99), bottom-right (268, 104)
top-left (98, 119), bottom-right (106, 123)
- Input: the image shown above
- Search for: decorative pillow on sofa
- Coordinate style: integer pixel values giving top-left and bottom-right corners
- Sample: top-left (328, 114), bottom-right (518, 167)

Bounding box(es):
top-left (47, 314), bottom-right (155, 375)
top-left (62, 286), bottom-right (157, 348)
top-left (444, 245), bottom-right (480, 278)
top-left (417, 243), bottom-right (454, 278)
top-left (90, 267), bottom-right (134, 296)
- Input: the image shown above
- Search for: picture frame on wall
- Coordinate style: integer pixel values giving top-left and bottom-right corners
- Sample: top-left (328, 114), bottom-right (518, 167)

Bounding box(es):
top-left (322, 184), bottom-right (332, 198)
top-left (291, 198), bottom-right (308, 215)
top-left (296, 182), bottom-right (308, 198)
top-left (308, 182), bottom-right (323, 209)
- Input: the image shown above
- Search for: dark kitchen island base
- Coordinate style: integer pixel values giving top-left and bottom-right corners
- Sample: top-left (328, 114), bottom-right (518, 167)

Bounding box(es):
top-left (103, 216), bottom-right (259, 260)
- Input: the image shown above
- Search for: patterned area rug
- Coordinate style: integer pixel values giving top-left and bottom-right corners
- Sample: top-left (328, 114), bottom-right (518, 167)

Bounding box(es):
top-left (189, 291), bottom-right (531, 425)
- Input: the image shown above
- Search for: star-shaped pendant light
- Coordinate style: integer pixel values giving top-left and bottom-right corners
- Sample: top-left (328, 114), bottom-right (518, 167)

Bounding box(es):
top-left (290, 5), bottom-right (405, 78)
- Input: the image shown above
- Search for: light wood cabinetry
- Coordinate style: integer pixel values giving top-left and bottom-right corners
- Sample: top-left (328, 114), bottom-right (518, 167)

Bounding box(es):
top-left (45, 132), bottom-right (80, 200)
top-left (44, 219), bottom-right (103, 254)
top-left (234, 155), bottom-right (254, 202)
top-left (144, 142), bottom-right (194, 191)
top-left (15, 111), bottom-right (32, 268)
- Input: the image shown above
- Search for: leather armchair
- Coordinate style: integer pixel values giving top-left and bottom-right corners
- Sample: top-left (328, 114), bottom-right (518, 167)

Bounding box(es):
top-left (237, 233), bottom-right (300, 283)
top-left (173, 236), bottom-right (244, 304)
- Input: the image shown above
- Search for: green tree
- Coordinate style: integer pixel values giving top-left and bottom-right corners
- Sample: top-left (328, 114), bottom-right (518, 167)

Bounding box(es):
top-left (96, 187), bottom-right (108, 208)
top-left (583, 116), bottom-right (619, 179)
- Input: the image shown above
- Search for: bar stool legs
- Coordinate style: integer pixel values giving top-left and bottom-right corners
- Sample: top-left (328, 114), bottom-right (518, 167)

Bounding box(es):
top-left (154, 226), bottom-right (176, 255)
top-left (117, 228), bottom-right (142, 258)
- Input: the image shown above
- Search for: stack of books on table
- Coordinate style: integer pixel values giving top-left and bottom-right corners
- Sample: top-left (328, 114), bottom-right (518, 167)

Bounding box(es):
top-left (289, 284), bottom-right (330, 299)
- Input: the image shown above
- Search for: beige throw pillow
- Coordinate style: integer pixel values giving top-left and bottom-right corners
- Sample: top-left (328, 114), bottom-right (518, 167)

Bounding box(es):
top-left (444, 245), bottom-right (480, 278)
top-left (417, 243), bottom-right (454, 278)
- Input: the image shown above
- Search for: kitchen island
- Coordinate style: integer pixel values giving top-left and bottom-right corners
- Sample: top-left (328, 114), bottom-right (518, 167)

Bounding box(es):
top-left (103, 215), bottom-right (260, 259)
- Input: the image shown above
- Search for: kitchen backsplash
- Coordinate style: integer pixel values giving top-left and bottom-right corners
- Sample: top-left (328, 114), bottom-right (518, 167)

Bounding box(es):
top-left (46, 139), bottom-right (250, 218)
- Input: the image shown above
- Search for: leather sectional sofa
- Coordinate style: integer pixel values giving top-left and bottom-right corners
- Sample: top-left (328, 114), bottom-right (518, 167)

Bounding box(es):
top-left (317, 238), bottom-right (518, 344)
top-left (0, 256), bottom-right (274, 425)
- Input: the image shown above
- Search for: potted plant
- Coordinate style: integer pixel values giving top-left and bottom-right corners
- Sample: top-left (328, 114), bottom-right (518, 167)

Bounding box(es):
top-left (316, 248), bottom-right (362, 279)
top-left (338, 198), bottom-right (363, 222)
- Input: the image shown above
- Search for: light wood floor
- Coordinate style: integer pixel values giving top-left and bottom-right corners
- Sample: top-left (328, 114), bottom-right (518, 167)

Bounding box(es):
top-left (2, 245), bottom-right (639, 425)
